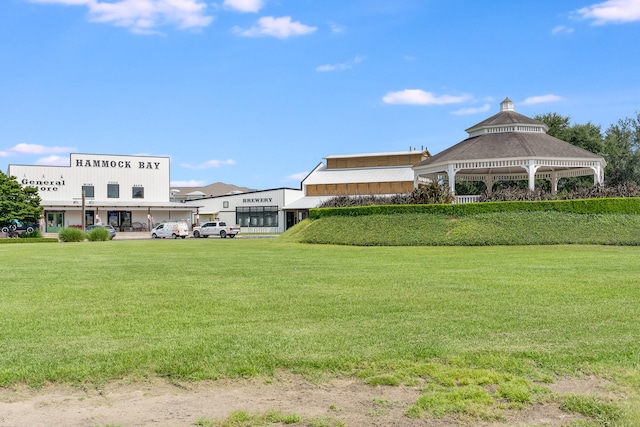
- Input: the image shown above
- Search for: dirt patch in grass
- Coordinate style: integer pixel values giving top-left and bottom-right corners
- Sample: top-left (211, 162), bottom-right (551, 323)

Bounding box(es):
top-left (0, 374), bottom-right (613, 427)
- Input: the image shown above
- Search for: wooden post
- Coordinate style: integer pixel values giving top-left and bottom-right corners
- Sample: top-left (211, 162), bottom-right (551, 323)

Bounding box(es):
top-left (81, 190), bottom-right (86, 232)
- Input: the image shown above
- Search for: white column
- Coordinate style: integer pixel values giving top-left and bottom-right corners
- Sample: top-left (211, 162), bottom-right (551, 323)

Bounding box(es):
top-left (485, 174), bottom-right (494, 194)
top-left (551, 172), bottom-right (558, 194)
top-left (592, 163), bottom-right (603, 185)
top-left (447, 163), bottom-right (457, 195)
top-left (524, 160), bottom-right (540, 191)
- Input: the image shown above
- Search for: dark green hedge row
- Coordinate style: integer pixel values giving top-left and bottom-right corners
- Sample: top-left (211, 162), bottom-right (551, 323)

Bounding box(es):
top-left (309, 197), bottom-right (640, 219)
top-left (0, 238), bottom-right (58, 244)
top-left (292, 212), bottom-right (640, 246)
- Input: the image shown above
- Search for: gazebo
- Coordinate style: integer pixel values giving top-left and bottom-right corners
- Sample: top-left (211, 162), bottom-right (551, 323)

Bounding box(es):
top-left (412, 98), bottom-right (606, 200)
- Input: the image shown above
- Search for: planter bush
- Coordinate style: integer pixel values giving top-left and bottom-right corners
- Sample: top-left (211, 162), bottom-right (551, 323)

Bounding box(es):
top-left (58, 227), bottom-right (86, 242)
top-left (19, 230), bottom-right (42, 239)
top-left (86, 227), bottom-right (112, 241)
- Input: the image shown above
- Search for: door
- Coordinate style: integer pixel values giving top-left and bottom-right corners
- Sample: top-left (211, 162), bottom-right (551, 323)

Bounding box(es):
top-left (286, 211), bottom-right (295, 230)
top-left (46, 212), bottom-right (65, 233)
top-left (85, 210), bottom-right (95, 226)
top-left (108, 211), bottom-right (119, 230)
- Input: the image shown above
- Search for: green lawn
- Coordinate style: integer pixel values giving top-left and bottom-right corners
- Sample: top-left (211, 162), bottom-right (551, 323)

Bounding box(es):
top-left (290, 212), bottom-right (640, 246)
top-left (2, 238), bottom-right (639, 423)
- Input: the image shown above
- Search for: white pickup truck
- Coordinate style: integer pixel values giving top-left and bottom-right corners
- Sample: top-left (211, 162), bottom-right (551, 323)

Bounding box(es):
top-left (192, 221), bottom-right (240, 238)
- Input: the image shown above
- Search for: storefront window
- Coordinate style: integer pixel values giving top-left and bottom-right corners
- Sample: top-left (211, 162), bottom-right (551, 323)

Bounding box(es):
top-left (85, 210), bottom-right (95, 226)
top-left (236, 206), bottom-right (278, 227)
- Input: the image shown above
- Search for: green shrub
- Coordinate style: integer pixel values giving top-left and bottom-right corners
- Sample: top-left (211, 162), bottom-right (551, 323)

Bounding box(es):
top-left (0, 237), bottom-right (57, 244)
top-left (58, 227), bottom-right (86, 242)
top-left (86, 227), bottom-right (112, 241)
top-left (310, 197), bottom-right (640, 219)
top-left (19, 230), bottom-right (42, 239)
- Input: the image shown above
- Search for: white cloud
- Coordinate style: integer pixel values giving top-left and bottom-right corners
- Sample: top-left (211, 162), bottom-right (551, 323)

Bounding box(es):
top-left (576, 0), bottom-right (640, 24)
top-left (382, 90), bottom-right (472, 106)
top-left (29, 0), bottom-right (213, 33)
top-left (181, 159), bottom-right (236, 169)
top-left (35, 155), bottom-right (71, 166)
top-left (521, 94), bottom-right (563, 105)
top-left (223, 0), bottom-right (264, 13)
top-left (170, 179), bottom-right (206, 186)
top-left (316, 55), bottom-right (364, 72)
top-left (452, 104), bottom-right (490, 115)
top-left (552, 25), bottom-right (575, 35)
top-left (286, 172), bottom-right (308, 181)
top-left (232, 16), bottom-right (317, 39)
top-left (329, 22), bottom-right (345, 33)
top-left (1, 143), bottom-right (75, 156)
top-left (30, 0), bottom-right (90, 4)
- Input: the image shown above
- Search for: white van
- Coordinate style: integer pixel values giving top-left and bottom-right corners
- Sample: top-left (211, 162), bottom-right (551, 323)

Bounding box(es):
top-left (150, 221), bottom-right (189, 239)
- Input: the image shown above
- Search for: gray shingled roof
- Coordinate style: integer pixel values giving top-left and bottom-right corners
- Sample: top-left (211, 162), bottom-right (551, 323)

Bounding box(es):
top-left (414, 131), bottom-right (603, 168)
top-left (465, 110), bottom-right (545, 133)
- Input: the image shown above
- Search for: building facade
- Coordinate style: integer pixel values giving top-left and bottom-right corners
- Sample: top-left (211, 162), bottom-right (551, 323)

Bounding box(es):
top-left (184, 188), bottom-right (304, 233)
top-left (7, 153), bottom-right (194, 233)
top-left (282, 149), bottom-right (430, 216)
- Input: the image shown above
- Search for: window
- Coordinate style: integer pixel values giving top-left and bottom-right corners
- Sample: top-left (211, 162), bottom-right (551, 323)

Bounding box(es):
top-left (82, 185), bottom-right (94, 198)
top-left (223, 201), bottom-right (229, 208)
top-left (132, 186), bottom-right (144, 199)
top-left (85, 210), bottom-right (95, 225)
top-left (107, 184), bottom-right (119, 198)
top-left (236, 206), bottom-right (278, 227)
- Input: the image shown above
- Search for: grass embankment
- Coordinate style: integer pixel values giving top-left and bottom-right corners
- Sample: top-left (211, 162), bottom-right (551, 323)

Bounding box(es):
top-left (2, 239), bottom-right (640, 424)
top-left (284, 211), bottom-right (640, 246)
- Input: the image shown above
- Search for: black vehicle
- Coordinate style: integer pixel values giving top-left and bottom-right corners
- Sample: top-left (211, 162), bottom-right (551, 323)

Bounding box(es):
top-left (1, 219), bottom-right (40, 234)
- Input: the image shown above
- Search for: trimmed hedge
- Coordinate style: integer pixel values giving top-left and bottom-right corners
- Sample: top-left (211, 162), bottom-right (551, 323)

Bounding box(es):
top-left (290, 212), bottom-right (640, 246)
top-left (0, 238), bottom-right (58, 244)
top-left (310, 197), bottom-right (640, 219)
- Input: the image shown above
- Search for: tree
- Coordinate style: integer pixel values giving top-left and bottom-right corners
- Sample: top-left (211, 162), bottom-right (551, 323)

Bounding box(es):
top-left (535, 113), bottom-right (604, 154)
top-left (535, 113), bottom-right (605, 190)
top-left (602, 114), bottom-right (640, 185)
top-left (535, 112), bottom-right (572, 139)
top-left (0, 171), bottom-right (43, 225)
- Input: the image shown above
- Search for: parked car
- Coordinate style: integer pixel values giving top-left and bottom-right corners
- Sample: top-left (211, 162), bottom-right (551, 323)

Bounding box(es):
top-left (86, 224), bottom-right (117, 239)
top-left (1, 219), bottom-right (40, 234)
top-left (150, 221), bottom-right (189, 239)
top-left (192, 221), bottom-right (240, 238)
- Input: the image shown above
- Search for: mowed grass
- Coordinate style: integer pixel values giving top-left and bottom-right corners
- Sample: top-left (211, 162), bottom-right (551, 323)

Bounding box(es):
top-left (2, 238), bottom-right (640, 389)
top-left (291, 212), bottom-right (640, 246)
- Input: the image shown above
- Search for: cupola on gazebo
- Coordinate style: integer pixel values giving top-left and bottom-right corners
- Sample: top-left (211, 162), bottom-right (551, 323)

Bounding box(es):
top-left (412, 98), bottom-right (606, 199)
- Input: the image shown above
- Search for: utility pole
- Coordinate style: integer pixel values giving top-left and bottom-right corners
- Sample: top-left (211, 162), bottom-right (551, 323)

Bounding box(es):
top-left (81, 190), bottom-right (86, 232)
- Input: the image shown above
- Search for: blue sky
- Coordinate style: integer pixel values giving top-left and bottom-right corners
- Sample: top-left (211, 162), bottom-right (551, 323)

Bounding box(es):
top-left (2, 0), bottom-right (640, 189)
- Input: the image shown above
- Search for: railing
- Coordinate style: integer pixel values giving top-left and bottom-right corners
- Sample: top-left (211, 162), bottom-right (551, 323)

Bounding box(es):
top-left (455, 195), bottom-right (481, 204)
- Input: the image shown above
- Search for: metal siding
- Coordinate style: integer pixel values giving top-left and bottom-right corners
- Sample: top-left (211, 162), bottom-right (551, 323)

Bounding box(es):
top-left (9, 154), bottom-right (170, 204)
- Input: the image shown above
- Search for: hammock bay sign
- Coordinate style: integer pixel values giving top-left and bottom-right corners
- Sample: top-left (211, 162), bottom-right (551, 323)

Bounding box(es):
top-left (74, 158), bottom-right (161, 169)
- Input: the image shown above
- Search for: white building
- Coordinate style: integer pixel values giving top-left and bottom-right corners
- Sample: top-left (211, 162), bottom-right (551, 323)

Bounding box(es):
top-left (6, 150), bottom-right (429, 235)
top-left (7, 153), bottom-right (194, 233)
top-left (283, 149), bottom-right (429, 217)
top-left (184, 188), bottom-right (304, 233)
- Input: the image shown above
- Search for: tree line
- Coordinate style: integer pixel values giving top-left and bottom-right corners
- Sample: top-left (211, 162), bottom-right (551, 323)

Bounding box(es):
top-left (535, 112), bottom-right (640, 188)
